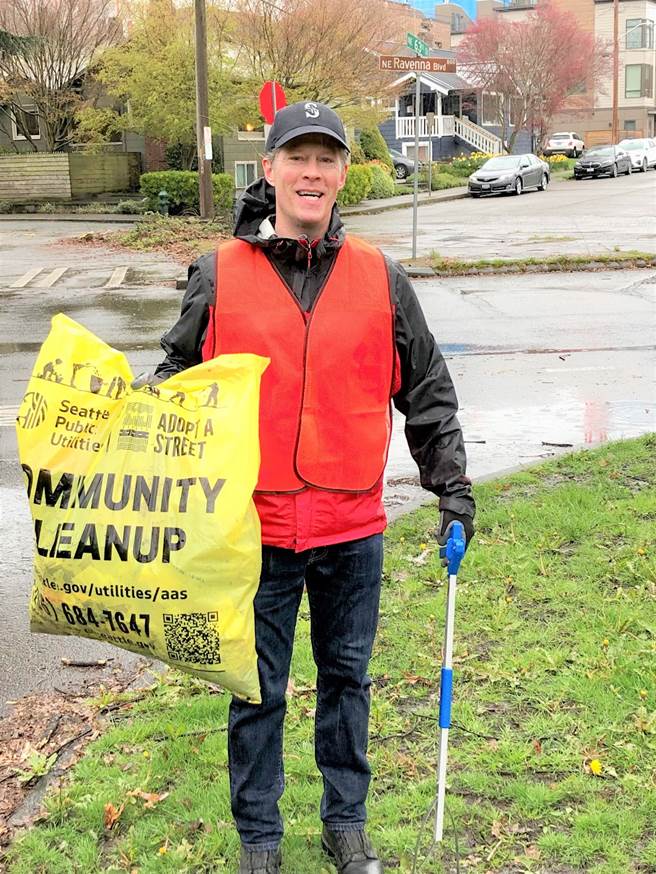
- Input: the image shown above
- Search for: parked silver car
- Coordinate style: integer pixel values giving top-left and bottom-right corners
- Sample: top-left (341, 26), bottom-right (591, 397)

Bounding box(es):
top-left (468, 154), bottom-right (550, 197)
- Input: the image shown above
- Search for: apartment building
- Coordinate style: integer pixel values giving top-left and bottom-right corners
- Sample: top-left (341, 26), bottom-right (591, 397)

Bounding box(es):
top-left (495, 0), bottom-right (656, 140)
top-left (594, 0), bottom-right (655, 137)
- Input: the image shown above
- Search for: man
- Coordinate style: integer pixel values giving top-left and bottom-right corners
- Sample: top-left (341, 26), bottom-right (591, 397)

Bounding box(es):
top-left (137, 101), bottom-right (474, 874)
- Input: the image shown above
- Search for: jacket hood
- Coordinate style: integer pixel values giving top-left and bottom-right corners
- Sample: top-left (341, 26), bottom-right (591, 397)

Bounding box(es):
top-left (233, 176), bottom-right (345, 260)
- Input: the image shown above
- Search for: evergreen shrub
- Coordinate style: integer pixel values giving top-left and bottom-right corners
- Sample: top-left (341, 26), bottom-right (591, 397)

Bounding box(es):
top-left (337, 165), bottom-right (373, 206)
top-left (349, 140), bottom-right (367, 165)
top-left (367, 162), bottom-right (395, 198)
top-left (359, 127), bottom-right (394, 171)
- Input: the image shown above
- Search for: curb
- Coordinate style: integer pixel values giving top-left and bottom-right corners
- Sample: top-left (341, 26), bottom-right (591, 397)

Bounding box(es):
top-left (174, 258), bottom-right (656, 289)
top-left (386, 436), bottom-right (616, 524)
top-left (0, 213), bottom-right (139, 223)
top-left (341, 190), bottom-right (468, 217)
top-left (404, 258), bottom-right (656, 278)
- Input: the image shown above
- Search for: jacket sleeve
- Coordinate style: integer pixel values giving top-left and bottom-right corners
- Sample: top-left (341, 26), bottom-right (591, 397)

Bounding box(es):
top-left (387, 257), bottom-right (475, 518)
top-left (154, 253), bottom-right (215, 379)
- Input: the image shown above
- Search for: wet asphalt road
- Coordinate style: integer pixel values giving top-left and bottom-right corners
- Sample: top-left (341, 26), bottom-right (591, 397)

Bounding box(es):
top-left (347, 170), bottom-right (656, 262)
top-left (0, 207), bottom-right (655, 711)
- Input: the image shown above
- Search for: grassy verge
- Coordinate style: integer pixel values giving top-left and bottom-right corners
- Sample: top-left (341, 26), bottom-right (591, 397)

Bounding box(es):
top-left (5, 436), bottom-right (656, 873)
top-left (420, 249), bottom-right (656, 276)
top-left (73, 214), bottom-right (233, 264)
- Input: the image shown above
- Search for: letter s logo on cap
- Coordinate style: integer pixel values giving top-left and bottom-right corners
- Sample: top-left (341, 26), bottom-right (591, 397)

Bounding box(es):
top-left (304, 102), bottom-right (320, 119)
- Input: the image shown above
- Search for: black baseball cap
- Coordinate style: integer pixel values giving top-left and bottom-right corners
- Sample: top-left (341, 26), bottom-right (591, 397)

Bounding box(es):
top-left (265, 101), bottom-right (350, 153)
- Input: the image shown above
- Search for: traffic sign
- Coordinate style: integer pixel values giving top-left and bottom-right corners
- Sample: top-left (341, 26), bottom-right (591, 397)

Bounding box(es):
top-left (407, 32), bottom-right (429, 57)
top-left (379, 55), bottom-right (457, 74)
top-left (258, 81), bottom-right (287, 124)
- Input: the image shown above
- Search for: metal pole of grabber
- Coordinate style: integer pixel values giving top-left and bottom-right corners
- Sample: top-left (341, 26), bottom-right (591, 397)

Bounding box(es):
top-left (435, 521), bottom-right (466, 842)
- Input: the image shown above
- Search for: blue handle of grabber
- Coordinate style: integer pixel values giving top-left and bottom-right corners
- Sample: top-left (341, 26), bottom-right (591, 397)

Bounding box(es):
top-left (439, 520), bottom-right (466, 575)
top-left (437, 521), bottom-right (466, 729)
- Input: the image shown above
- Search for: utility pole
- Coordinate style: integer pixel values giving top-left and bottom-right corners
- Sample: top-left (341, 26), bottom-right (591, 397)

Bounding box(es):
top-left (194, 0), bottom-right (214, 220)
top-left (611, 0), bottom-right (619, 144)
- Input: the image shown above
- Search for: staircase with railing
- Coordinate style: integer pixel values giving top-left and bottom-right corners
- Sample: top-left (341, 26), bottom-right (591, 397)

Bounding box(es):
top-left (454, 116), bottom-right (503, 154)
top-left (394, 114), bottom-right (503, 155)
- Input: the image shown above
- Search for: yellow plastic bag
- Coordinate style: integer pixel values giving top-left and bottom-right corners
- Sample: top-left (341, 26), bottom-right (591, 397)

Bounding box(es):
top-left (16, 314), bottom-right (268, 703)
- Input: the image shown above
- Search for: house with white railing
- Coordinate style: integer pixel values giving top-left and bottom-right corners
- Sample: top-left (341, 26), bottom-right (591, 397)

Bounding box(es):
top-left (378, 62), bottom-right (508, 161)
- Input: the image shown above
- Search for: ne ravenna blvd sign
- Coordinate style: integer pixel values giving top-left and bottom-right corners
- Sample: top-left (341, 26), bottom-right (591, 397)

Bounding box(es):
top-left (378, 56), bottom-right (457, 74)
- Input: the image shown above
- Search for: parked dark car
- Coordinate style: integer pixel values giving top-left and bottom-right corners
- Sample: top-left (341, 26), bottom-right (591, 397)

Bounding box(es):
top-left (574, 145), bottom-right (632, 179)
top-left (389, 148), bottom-right (417, 180)
top-left (468, 154), bottom-right (550, 197)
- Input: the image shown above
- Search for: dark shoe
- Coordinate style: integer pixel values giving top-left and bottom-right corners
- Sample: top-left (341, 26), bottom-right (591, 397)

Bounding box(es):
top-left (238, 846), bottom-right (281, 873)
top-left (321, 827), bottom-right (384, 873)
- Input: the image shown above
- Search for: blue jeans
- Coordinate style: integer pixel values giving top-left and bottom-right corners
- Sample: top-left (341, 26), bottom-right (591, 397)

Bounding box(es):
top-left (228, 534), bottom-right (384, 850)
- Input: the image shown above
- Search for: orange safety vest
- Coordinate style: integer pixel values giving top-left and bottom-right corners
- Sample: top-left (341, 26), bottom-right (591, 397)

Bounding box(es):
top-left (203, 236), bottom-right (395, 493)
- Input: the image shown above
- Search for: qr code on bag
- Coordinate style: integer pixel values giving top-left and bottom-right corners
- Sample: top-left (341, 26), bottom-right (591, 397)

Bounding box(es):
top-left (163, 612), bottom-right (222, 664)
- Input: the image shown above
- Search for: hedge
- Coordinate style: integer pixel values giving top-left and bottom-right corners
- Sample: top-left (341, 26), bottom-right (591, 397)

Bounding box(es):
top-left (337, 164), bottom-right (373, 206)
top-left (367, 162), bottom-right (395, 199)
top-left (359, 127), bottom-right (394, 172)
top-left (140, 170), bottom-right (235, 214)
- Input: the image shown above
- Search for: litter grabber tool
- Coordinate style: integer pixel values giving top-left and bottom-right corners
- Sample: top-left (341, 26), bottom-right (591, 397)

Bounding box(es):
top-left (435, 520), bottom-right (466, 842)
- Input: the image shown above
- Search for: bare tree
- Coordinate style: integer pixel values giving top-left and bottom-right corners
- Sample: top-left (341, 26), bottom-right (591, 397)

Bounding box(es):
top-left (236, 0), bottom-right (395, 124)
top-left (0, 0), bottom-right (122, 151)
top-left (458, 2), bottom-right (609, 154)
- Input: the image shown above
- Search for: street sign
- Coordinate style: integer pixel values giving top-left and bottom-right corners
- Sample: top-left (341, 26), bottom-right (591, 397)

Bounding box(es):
top-left (407, 32), bottom-right (429, 57)
top-left (379, 55), bottom-right (457, 74)
top-left (258, 81), bottom-right (287, 124)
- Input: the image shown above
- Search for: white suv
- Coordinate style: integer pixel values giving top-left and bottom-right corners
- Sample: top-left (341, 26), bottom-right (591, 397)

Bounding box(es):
top-left (618, 138), bottom-right (656, 172)
top-left (544, 132), bottom-right (585, 158)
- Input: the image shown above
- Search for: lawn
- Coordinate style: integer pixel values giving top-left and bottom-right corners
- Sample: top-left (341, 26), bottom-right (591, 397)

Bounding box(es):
top-left (5, 436), bottom-right (656, 873)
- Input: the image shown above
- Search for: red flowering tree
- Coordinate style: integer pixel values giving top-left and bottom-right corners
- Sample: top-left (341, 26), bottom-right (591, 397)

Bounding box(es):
top-left (457, 1), bottom-right (610, 153)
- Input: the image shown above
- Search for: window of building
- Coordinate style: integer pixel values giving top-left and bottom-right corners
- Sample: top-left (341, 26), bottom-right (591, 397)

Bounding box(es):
top-left (625, 64), bottom-right (654, 99)
top-left (626, 18), bottom-right (653, 50)
top-left (624, 120), bottom-right (637, 131)
top-left (235, 161), bottom-right (257, 188)
top-left (11, 105), bottom-right (40, 140)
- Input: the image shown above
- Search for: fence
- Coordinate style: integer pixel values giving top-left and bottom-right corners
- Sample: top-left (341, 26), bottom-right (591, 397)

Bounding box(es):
top-left (585, 130), bottom-right (643, 147)
top-left (0, 153), bottom-right (71, 202)
top-left (0, 152), bottom-right (142, 202)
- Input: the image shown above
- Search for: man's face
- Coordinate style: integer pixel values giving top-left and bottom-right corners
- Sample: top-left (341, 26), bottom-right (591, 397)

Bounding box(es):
top-left (262, 135), bottom-right (347, 240)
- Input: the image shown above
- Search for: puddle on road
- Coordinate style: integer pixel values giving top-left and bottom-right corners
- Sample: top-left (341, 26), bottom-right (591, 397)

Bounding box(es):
top-left (383, 397), bottom-right (655, 509)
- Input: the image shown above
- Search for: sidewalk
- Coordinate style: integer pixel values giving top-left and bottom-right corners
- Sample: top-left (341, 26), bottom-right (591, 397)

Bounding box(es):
top-left (339, 185), bottom-right (469, 216)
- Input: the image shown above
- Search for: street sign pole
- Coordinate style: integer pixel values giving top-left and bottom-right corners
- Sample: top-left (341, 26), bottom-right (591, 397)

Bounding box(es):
top-left (412, 72), bottom-right (420, 261)
top-left (406, 33), bottom-right (429, 262)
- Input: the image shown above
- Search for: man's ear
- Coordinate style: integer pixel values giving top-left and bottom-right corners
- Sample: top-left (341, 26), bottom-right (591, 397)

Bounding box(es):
top-left (262, 156), bottom-right (274, 186)
top-left (336, 163), bottom-right (348, 192)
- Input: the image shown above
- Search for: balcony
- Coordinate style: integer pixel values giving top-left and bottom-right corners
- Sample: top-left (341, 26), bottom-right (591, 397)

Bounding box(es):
top-left (396, 115), bottom-right (455, 139)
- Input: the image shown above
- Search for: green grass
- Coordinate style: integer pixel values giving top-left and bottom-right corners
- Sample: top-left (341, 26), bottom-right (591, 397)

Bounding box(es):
top-left (426, 249), bottom-right (656, 275)
top-left (6, 436), bottom-right (656, 873)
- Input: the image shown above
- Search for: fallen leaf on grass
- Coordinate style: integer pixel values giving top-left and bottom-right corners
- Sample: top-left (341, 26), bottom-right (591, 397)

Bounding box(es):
top-left (103, 801), bottom-right (125, 829)
top-left (407, 549), bottom-right (430, 566)
top-left (127, 789), bottom-right (170, 809)
top-left (515, 845), bottom-right (541, 861)
top-left (532, 739), bottom-right (542, 755)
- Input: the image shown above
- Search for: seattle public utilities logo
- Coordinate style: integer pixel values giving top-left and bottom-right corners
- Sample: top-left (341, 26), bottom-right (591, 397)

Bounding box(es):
top-left (17, 392), bottom-right (48, 430)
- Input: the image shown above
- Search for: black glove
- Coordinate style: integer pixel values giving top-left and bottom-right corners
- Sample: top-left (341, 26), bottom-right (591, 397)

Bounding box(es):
top-left (436, 510), bottom-right (475, 565)
top-left (131, 371), bottom-right (167, 390)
